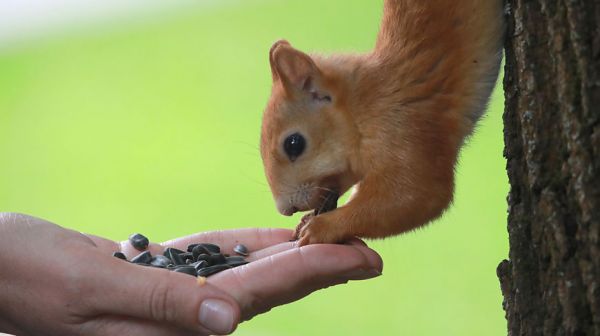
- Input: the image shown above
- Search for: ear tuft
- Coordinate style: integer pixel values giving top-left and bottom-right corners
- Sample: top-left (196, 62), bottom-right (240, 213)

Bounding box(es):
top-left (268, 40), bottom-right (331, 103)
top-left (270, 43), bottom-right (318, 90)
top-left (269, 40), bottom-right (291, 80)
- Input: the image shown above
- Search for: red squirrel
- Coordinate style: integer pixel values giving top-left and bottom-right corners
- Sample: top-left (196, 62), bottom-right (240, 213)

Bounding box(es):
top-left (260, 0), bottom-right (505, 245)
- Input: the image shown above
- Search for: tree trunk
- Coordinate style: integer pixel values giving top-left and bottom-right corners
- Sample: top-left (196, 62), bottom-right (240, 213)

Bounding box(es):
top-left (497, 0), bottom-right (600, 335)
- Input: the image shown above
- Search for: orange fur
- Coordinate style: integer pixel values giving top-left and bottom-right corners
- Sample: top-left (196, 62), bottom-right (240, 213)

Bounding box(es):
top-left (260, 0), bottom-right (505, 244)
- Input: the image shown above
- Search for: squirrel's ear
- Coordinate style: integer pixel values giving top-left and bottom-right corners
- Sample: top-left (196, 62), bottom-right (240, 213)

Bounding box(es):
top-left (269, 40), bottom-right (290, 81)
top-left (269, 40), bottom-right (331, 102)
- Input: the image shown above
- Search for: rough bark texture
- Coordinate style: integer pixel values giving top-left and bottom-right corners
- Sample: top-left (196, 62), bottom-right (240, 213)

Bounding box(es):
top-left (497, 0), bottom-right (600, 335)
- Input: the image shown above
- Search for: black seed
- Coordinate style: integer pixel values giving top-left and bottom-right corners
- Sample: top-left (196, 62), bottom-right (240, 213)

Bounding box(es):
top-left (187, 243), bottom-right (221, 253)
top-left (200, 243), bottom-right (221, 254)
top-left (233, 244), bottom-right (249, 256)
top-left (197, 264), bottom-right (231, 277)
top-left (186, 244), bottom-right (200, 252)
top-left (181, 252), bottom-right (194, 261)
top-left (163, 247), bottom-right (185, 257)
top-left (150, 255), bottom-right (172, 268)
top-left (196, 254), bottom-right (211, 264)
top-left (173, 266), bottom-right (197, 277)
top-left (131, 251), bottom-right (152, 264)
top-left (128, 233), bottom-right (149, 251)
top-left (226, 256), bottom-right (248, 267)
top-left (172, 253), bottom-right (185, 265)
top-left (164, 248), bottom-right (185, 265)
top-left (314, 191), bottom-right (339, 215)
top-left (164, 247), bottom-right (184, 257)
top-left (209, 254), bottom-right (227, 265)
top-left (191, 260), bottom-right (210, 270)
top-left (113, 252), bottom-right (127, 260)
top-left (192, 245), bottom-right (211, 259)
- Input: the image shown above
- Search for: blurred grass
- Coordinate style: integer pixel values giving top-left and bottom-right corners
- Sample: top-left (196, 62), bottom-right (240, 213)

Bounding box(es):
top-left (0, 0), bottom-right (508, 335)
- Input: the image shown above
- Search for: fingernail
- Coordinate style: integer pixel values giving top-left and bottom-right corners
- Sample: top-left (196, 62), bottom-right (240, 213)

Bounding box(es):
top-left (344, 268), bottom-right (382, 280)
top-left (199, 299), bottom-right (236, 334)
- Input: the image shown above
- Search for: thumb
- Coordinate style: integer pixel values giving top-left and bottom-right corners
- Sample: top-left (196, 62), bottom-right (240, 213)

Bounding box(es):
top-left (82, 256), bottom-right (240, 335)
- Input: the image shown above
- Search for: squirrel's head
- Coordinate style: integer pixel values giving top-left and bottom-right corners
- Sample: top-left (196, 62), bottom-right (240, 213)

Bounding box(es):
top-left (260, 40), bottom-right (360, 216)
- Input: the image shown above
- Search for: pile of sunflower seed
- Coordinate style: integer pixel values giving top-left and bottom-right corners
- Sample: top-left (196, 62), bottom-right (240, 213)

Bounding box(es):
top-left (113, 233), bottom-right (250, 277)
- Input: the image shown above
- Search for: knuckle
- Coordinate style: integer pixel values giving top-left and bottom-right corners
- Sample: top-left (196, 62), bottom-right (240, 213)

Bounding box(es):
top-left (147, 275), bottom-right (177, 323)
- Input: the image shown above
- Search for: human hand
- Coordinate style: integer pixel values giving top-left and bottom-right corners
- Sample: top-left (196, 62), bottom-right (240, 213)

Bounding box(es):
top-left (153, 227), bottom-right (383, 322)
top-left (0, 213), bottom-right (382, 335)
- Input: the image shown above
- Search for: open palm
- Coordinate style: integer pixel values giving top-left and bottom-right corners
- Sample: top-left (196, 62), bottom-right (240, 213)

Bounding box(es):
top-left (0, 213), bottom-right (382, 336)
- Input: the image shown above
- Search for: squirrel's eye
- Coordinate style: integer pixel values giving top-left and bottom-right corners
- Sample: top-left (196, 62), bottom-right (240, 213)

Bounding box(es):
top-left (283, 133), bottom-right (306, 162)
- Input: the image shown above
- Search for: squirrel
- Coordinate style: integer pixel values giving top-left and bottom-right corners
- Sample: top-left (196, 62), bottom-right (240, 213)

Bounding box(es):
top-left (260, 0), bottom-right (505, 245)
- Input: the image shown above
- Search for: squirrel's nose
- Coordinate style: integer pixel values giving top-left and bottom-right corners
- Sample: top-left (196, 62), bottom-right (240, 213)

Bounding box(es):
top-left (276, 198), bottom-right (297, 216)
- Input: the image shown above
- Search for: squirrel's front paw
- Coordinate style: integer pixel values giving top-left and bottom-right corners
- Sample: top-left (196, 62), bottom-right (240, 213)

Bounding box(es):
top-left (296, 214), bottom-right (347, 246)
top-left (294, 212), bottom-right (314, 240)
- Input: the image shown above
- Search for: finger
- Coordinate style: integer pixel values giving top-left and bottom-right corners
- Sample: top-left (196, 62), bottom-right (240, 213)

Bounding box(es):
top-left (247, 237), bottom-right (369, 262)
top-left (108, 228), bottom-right (294, 259)
top-left (83, 233), bottom-right (165, 259)
top-left (209, 243), bottom-right (383, 320)
top-left (161, 228), bottom-right (294, 255)
top-left (341, 240), bottom-right (382, 269)
top-left (81, 256), bottom-right (241, 335)
top-left (246, 241), bottom-right (295, 262)
top-left (122, 237), bottom-right (370, 263)
top-left (81, 315), bottom-right (206, 336)
top-left (344, 237), bottom-right (368, 247)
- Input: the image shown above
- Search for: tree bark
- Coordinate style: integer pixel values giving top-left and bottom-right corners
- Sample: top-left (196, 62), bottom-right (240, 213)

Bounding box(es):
top-left (497, 0), bottom-right (600, 335)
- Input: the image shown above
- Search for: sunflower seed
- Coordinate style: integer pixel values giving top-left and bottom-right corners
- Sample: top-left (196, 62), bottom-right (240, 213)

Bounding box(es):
top-left (164, 248), bottom-right (185, 265)
top-left (203, 243), bottom-right (221, 254)
top-left (209, 254), bottom-right (227, 265)
top-left (112, 252), bottom-right (127, 260)
top-left (226, 256), bottom-right (248, 267)
top-left (131, 251), bottom-right (152, 264)
top-left (192, 245), bottom-right (211, 259)
top-left (163, 247), bottom-right (185, 257)
top-left (121, 235), bottom-right (250, 277)
top-left (180, 252), bottom-right (194, 261)
top-left (233, 244), bottom-right (249, 256)
top-left (150, 255), bottom-right (172, 268)
top-left (128, 233), bottom-right (149, 251)
top-left (196, 254), bottom-right (211, 264)
top-left (192, 260), bottom-right (210, 270)
top-left (314, 191), bottom-right (339, 215)
top-left (173, 266), bottom-right (197, 277)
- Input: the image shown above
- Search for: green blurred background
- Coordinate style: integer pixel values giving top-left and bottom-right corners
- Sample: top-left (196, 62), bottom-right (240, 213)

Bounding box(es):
top-left (0, 0), bottom-right (508, 335)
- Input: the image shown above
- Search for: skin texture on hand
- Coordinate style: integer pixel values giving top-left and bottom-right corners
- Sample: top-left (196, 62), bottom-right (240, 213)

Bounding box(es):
top-left (0, 213), bottom-right (383, 336)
